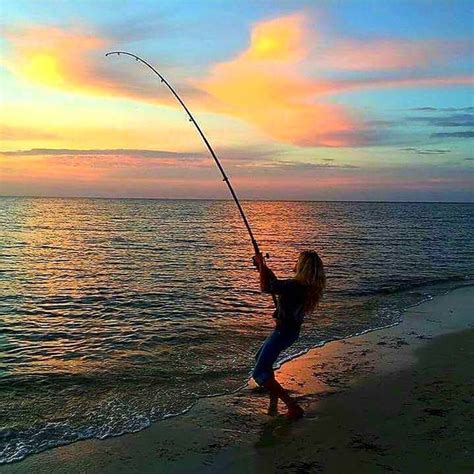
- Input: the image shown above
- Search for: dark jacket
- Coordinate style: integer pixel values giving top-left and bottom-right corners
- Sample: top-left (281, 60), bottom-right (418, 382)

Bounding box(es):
top-left (267, 278), bottom-right (307, 332)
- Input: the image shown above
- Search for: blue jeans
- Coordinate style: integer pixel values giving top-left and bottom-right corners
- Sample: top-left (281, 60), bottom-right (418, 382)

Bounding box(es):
top-left (252, 328), bottom-right (300, 386)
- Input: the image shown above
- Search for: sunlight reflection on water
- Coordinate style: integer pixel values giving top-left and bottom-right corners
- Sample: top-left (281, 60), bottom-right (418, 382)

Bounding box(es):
top-left (0, 197), bottom-right (473, 462)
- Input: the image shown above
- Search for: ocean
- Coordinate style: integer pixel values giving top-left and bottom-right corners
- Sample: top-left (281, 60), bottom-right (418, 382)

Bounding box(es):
top-left (1, 197), bottom-right (473, 463)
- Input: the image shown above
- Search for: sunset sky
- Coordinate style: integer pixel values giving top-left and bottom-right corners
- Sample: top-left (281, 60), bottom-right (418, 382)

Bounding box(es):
top-left (1, 0), bottom-right (473, 201)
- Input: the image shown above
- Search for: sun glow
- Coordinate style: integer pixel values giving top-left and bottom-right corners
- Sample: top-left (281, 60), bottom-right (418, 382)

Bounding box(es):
top-left (253, 36), bottom-right (279, 57)
top-left (247, 14), bottom-right (306, 61)
top-left (24, 53), bottom-right (63, 85)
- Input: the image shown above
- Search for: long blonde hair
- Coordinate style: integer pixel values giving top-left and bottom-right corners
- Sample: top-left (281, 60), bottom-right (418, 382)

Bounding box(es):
top-left (294, 250), bottom-right (326, 315)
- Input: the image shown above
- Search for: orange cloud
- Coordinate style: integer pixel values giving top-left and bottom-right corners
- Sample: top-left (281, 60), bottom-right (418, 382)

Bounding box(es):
top-left (1, 25), bottom-right (191, 106)
top-left (198, 14), bottom-right (358, 147)
top-left (1, 19), bottom-right (362, 148)
top-left (3, 26), bottom-right (106, 89)
top-left (245, 14), bottom-right (308, 62)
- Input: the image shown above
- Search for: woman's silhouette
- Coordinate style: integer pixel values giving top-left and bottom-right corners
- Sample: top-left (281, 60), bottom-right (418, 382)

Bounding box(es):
top-left (252, 251), bottom-right (326, 418)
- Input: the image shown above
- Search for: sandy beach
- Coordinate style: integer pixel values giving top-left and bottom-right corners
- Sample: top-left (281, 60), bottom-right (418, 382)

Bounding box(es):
top-left (2, 285), bottom-right (473, 474)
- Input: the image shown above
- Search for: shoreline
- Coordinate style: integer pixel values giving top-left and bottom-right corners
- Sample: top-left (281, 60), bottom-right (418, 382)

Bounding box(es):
top-left (2, 285), bottom-right (473, 473)
top-left (254, 281), bottom-right (469, 390)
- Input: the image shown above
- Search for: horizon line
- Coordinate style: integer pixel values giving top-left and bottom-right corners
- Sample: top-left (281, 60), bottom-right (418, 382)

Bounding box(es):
top-left (1, 194), bottom-right (473, 205)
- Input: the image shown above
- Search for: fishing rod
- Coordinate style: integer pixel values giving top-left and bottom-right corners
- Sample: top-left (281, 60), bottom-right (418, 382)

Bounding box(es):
top-left (106, 51), bottom-right (277, 307)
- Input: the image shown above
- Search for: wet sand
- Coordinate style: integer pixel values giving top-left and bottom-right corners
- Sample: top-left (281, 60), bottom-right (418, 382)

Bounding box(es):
top-left (2, 285), bottom-right (473, 473)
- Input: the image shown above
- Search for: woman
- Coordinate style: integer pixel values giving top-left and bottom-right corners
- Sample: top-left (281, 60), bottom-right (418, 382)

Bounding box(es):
top-left (252, 250), bottom-right (326, 419)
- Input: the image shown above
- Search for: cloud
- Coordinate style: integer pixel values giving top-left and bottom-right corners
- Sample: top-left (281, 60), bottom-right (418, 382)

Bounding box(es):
top-left (197, 13), bottom-right (473, 147)
top-left (197, 13), bottom-right (365, 147)
top-left (407, 113), bottom-right (474, 127)
top-left (2, 25), bottom-right (105, 88)
top-left (409, 107), bottom-right (474, 112)
top-left (0, 125), bottom-right (59, 141)
top-left (3, 16), bottom-right (473, 150)
top-left (0, 148), bottom-right (209, 170)
top-left (0, 148), bottom-right (203, 158)
top-left (400, 147), bottom-right (451, 155)
top-left (404, 108), bottom-right (474, 141)
top-left (266, 160), bottom-right (359, 170)
top-left (316, 39), bottom-right (468, 71)
top-left (328, 75), bottom-right (473, 95)
top-left (1, 24), bottom-right (202, 105)
top-left (0, 146), bottom-right (361, 177)
top-left (430, 131), bottom-right (474, 138)
top-left (0, 146), bottom-right (284, 169)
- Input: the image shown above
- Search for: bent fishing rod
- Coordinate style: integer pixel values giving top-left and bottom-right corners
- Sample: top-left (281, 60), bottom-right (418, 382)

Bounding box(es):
top-left (106, 51), bottom-right (277, 307)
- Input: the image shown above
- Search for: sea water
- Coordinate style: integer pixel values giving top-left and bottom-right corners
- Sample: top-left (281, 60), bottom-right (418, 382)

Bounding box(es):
top-left (1, 198), bottom-right (473, 462)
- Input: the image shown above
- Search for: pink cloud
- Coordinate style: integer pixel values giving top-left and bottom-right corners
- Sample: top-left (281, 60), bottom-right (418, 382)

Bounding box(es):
top-left (315, 75), bottom-right (474, 96)
top-left (316, 39), bottom-right (469, 71)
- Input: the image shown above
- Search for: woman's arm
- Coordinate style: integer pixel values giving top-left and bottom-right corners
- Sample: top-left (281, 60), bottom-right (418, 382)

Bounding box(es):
top-left (253, 253), bottom-right (277, 293)
top-left (259, 264), bottom-right (277, 293)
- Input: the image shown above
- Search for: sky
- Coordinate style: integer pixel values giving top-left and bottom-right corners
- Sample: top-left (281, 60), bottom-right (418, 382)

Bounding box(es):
top-left (0, 0), bottom-right (473, 201)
